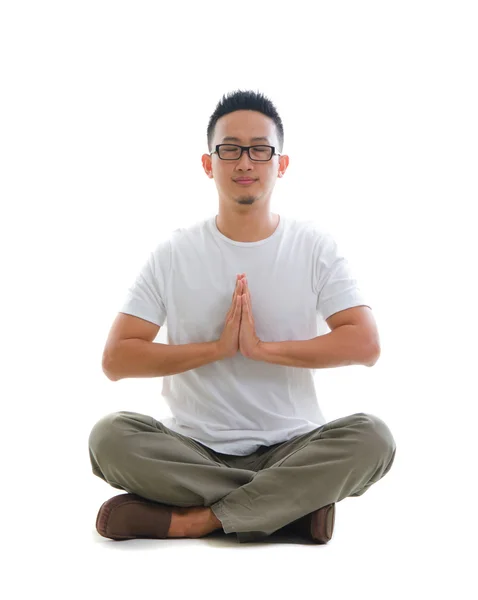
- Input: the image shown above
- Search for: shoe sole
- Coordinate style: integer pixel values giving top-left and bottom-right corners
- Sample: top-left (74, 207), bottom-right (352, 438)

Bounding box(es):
top-left (96, 493), bottom-right (173, 541)
top-left (311, 503), bottom-right (335, 543)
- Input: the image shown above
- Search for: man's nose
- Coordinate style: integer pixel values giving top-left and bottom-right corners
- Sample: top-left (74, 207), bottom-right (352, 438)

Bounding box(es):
top-left (237, 149), bottom-right (254, 167)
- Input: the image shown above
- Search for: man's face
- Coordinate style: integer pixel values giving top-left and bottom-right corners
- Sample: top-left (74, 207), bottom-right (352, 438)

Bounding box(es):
top-left (202, 110), bottom-right (288, 208)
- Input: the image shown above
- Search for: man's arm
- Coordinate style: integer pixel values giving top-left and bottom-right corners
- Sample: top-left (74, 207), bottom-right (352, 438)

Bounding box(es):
top-left (104, 339), bottom-right (226, 381)
top-left (254, 325), bottom-right (379, 368)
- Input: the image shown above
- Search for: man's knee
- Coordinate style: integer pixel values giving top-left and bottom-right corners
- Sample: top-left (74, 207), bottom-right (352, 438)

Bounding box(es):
top-left (354, 412), bottom-right (397, 463)
top-left (88, 411), bottom-right (128, 462)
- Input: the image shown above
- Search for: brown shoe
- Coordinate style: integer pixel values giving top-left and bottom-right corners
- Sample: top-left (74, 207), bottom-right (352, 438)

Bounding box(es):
top-left (285, 503), bottom-right (335, 544)
top-left (96, 493), bottom-right (173, 541)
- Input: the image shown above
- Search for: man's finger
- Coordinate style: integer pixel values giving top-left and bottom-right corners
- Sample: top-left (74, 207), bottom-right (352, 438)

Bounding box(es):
top-left (242, 278), bottom-right (251, 300)
top-left (232, 277), bottom-right (241, 299)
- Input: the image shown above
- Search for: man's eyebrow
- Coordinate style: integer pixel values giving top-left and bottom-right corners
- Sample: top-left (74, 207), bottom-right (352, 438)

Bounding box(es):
top-left (221, 136), bottom-right (271, 143)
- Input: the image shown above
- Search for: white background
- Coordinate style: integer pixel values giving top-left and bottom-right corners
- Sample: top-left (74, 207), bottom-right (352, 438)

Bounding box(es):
top-left (1, 1), bottom-right (476, 598)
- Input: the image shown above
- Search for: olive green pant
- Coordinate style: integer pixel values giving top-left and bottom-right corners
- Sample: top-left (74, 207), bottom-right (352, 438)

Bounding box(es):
top-left (88, 410), bottom-right (396, 543)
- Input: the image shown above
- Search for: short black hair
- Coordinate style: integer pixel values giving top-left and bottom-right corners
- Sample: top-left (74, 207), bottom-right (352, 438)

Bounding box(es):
top-left (207, 89), bottom-right (284, 155)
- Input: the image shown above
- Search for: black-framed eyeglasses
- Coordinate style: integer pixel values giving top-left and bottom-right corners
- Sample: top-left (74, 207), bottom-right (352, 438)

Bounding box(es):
top-left (210, 144), bottom-right (281, 162)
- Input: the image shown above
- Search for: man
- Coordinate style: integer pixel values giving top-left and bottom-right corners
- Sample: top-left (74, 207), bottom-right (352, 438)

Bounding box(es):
top-left (89, 89), bottom-right (396, 545)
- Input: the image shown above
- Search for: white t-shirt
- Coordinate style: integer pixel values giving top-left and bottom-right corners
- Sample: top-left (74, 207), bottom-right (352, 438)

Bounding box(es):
top-left (119, 214), bottom-right (371, 456)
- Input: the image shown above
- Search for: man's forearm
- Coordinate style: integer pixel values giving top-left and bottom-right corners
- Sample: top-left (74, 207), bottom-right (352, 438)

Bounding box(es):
top-left (103, 339), bottom-right (223, 381)
top-left (255, 325), bottom-right (379, 369)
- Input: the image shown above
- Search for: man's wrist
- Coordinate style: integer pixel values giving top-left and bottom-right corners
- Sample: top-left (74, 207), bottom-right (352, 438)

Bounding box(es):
top-left (251, 341), bottom-right (266, 361)
top-left (214, 341), bottom-right (225, 361)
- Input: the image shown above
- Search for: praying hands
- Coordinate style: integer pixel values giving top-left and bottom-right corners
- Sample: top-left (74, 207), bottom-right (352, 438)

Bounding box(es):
top-left (216, 273), bottom-right (263, 360)
top-left (238, 274), bottom-right (262, 359)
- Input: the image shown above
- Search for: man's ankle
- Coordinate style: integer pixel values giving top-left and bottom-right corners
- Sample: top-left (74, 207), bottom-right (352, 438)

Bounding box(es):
top-left (167, 509), bottom-right (190, 537)
top-left (208, 508), bottom-right (222, 529)
top-left (167, 506), bottom-right (222, 538)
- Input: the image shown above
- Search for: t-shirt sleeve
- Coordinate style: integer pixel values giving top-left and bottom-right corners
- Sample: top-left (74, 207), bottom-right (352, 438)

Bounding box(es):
top-left (314, 231), bottom-right (371, 321)
top-left (119, 239), bottom-right (170, 327)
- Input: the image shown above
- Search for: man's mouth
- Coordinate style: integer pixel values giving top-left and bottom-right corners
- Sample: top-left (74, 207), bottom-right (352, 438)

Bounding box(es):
top-left (234, 178), bottom-right (257, 185)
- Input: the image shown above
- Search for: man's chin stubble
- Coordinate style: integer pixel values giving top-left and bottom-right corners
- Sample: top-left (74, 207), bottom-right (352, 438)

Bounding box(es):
top-left (236, 195), bottom-right (256, 205)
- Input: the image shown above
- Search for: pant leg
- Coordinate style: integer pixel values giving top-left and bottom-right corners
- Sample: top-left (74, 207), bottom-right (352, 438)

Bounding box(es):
top-left (210, 412), bottom-right (397, 543)
top-left (88, 410), bottom-right (260, 508)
